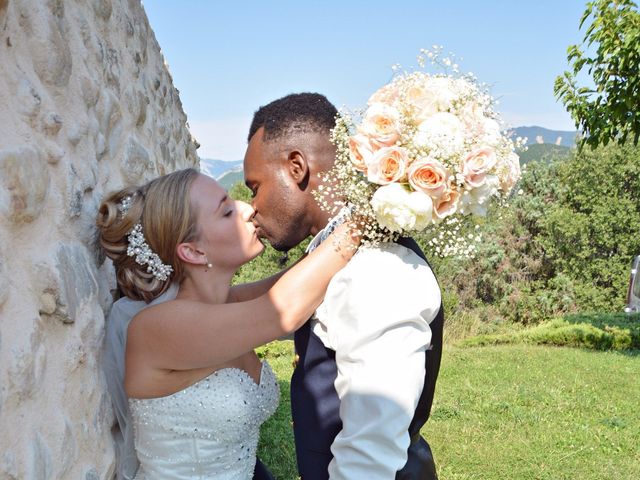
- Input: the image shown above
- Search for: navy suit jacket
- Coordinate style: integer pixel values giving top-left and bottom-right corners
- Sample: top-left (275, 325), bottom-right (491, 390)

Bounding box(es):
top-left (290, 238), bottom-right (444, 479)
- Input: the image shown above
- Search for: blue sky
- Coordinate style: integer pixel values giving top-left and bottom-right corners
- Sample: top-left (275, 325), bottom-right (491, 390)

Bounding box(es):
top-left (144, 0), bottom-right (587, 160)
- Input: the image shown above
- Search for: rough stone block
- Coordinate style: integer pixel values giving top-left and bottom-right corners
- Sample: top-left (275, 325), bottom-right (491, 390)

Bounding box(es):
top-left (92, 0), bottom-right (111, 21)
top-left (7, 327), bottom-right (46, 402)
top-left (121, 136), bottom-right (152, 183)
top-left (0, 146), bottom-right (50, 224)
top-left (54, 244), bottom-right (99, 324)
top-left (27, 433), bottom-right (52, 480)
top-left (67, 121), bottom-right (89, 147)
top-left (0, 451), bottom-right (18, 480)
top-left (41, 112), bottom-right (63, 136)
top-left (16, 78), bottom-right (42, 120)
top-left (0, 249), bottom-right (8, 308)
top-left (29, 15), bottom-right (72, 88)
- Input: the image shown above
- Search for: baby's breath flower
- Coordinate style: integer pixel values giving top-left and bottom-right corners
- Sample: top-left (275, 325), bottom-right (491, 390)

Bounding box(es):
top-left (315, 49), bottom-right (521, 258)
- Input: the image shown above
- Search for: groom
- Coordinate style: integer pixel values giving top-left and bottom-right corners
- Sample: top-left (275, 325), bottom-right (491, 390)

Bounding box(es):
top-left (244, 93), bottom-right (444, 479)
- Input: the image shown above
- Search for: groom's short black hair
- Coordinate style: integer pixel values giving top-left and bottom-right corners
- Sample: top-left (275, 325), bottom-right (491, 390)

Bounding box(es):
top-left (248, 93), bottom-right (338, 143)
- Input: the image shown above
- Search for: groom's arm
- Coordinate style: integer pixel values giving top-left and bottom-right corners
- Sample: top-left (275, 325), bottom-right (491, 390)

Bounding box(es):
top-left (321, 244), bottom-right (440, 479)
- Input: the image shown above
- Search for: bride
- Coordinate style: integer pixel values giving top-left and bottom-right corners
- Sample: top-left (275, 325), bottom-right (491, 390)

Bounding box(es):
top-left (98, 168), bottom-right (358, 479)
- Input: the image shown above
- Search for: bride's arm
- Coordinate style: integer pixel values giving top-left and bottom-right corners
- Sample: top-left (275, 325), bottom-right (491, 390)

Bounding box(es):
top-left (226, 260), bottom-right (299, 303)
top-left (126, 223), bottom-right (357, 371)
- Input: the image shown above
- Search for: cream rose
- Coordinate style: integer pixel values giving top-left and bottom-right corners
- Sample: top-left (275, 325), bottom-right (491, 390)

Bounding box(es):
top-left (499, 151), bottom-right (521, 193)
top-left (370, 183), bottom-right (433, 233)
top-left (461, 146), bottom-right (497, 188)
top-left (348, 134), bottom-right (373, 172)
top-left (408, 191), bottom-right (434, 230)
top-left (414, 112), bottom-right (465, 155)
top-left (408, 158), bottom-right (450, 199)
top-left (358, 103), bottom-right (400, 147)
top-left (366, 146), bottom-right (408, 185)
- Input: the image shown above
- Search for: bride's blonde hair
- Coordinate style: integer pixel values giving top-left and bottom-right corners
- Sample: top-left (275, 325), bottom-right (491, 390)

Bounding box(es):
top-left (97, 168), bottom-right (200, 302)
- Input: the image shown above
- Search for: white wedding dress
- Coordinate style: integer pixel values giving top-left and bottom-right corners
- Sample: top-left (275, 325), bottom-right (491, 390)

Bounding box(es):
top-left (129, 362), bottom-right (280, 479)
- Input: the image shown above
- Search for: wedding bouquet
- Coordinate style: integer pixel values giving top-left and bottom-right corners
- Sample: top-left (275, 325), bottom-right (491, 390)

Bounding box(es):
top-left (318, 49), bottom-right (523, 257)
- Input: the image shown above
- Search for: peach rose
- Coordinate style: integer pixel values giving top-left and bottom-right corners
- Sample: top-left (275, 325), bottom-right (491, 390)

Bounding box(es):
top-left (461, 147), bottom-right (497, 188)
top-left (366, 146), bottom-right (407, 185)
top-left (408, 158), bottom-right (450, 200)
top-left (358, 103), bottom-right (400, 148)
top-left (348, 134), bottom-right (373, 172)
top-left (434, 186), bottom-right (460, 220)
top-left (368, 83), bottom-right (399, 106)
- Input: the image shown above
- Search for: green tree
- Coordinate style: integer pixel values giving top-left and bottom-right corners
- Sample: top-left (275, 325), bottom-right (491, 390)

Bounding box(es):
top-left (537, 142), bottom-right (640, 310)
top-left (554, 0), bottom-right (640, 147)
top-left (427, 142), bottom-right (640, 327)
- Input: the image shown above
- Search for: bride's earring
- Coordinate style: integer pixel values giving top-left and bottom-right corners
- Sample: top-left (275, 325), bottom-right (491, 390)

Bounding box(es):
top-left (204, 257), bottom-right (212, 271)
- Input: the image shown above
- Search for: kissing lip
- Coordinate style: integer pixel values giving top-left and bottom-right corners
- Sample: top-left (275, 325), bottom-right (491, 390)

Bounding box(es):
top-left (254, 225), bottom-right (267, 240)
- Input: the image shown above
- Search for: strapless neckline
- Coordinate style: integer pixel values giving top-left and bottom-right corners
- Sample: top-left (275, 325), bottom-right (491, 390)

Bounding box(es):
top-left (129, 360), bottom-right (280, 479)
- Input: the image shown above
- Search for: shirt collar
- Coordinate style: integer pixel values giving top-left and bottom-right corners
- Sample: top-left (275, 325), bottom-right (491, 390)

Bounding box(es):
top-left (306, 206), bottom-right (351, 253)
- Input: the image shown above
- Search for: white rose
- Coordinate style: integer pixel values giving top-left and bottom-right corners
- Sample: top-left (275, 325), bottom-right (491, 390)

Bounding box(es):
top-left (414, 112), bottom-right (465, 154)
top-left (407, 190), bottom-right (434, 230)
top-left (370, 183), bottom-right (433, 233)
top-left (458, 175), bottom-right (500, 216)
top-left (410, 77), bottom-right (456, 120)
top-left (480, 117), bottom-right (502, 145)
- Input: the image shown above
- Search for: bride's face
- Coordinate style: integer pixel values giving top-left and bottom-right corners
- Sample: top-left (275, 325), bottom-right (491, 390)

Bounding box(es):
top-left (189, 175), bottom-right (264, 270)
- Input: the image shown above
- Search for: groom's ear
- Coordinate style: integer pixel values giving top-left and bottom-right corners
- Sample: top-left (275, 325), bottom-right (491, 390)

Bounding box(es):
top-left (286, 150), bottom-right (310, 188)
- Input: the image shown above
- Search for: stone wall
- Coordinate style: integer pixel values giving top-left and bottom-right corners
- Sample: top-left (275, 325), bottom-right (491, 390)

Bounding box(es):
top-left (0, 0), bottom-right (199, 477)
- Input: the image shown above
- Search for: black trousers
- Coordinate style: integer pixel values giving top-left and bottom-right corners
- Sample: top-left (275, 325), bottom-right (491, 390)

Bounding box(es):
top-left (253, 458), bottom-right (276, 480)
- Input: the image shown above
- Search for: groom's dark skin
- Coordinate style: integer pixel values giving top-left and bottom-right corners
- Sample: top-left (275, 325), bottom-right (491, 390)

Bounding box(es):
top-left (244, 127), bottom-right (336, 250)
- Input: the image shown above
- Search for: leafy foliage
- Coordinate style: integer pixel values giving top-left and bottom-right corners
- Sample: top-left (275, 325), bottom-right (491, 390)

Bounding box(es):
top-left (554, 0), bottom-right (640, 147)
top-left (228, 141), bottom-right (640, 330)
top-left (462, 313), bottom-right (640, 350)
top-left (517, 143), bottom-right (571, 165)
top-left (423, 141), bottom-right (640, 326)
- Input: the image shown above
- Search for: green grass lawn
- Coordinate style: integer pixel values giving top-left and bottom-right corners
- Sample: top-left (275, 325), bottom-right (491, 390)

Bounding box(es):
top-left (257, 342), bottom-right (640, 479)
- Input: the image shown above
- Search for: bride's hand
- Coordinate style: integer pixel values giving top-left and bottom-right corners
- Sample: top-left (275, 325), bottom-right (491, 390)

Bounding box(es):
top-left (325, 217), bottom-right (363, 259)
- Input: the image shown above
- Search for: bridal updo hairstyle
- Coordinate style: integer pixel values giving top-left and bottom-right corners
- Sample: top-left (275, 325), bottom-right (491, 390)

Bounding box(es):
top-left (97, 168), bottom-right (200, 303)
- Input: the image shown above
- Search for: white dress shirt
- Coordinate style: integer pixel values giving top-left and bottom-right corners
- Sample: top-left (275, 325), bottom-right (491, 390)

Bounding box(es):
top-left (307, 220), bottom-right (441, 479)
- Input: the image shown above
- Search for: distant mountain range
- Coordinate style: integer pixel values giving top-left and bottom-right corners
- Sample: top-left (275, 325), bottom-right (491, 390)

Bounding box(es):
top-left (200, 125), bottom-right (579, 187)
top-left (200, 159), bottom-right (243, 179)
top-left (510, 126), bottom-right (579, 147)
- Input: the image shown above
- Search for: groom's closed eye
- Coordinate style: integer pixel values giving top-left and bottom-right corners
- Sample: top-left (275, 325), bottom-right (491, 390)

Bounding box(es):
top-left (246, 183), bottom-right (258, 198)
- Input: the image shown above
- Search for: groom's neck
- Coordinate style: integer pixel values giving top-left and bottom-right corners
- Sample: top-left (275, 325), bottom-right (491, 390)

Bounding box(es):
top-left (309, 208), bottom-right (332, 237)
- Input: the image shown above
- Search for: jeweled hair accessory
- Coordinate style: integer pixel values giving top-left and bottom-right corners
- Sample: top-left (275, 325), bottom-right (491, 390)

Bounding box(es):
top-left (126, 224), bottom-right (174, 281)
top-left (118, 194), bottom-right (134, 216)
top-left (117, 194), bottom-right (173, 282)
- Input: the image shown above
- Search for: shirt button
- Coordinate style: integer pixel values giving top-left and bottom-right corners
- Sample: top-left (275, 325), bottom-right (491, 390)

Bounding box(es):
top-left (293, 354), bottom-right (300, 367)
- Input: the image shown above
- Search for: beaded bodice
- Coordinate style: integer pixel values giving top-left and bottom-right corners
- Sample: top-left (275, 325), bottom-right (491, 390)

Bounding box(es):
top-left (129, 362), bottom-right (280, 479)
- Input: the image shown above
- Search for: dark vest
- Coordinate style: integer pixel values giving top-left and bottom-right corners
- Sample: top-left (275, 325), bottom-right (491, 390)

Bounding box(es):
top-left (291, 238), bottom-right (444, 479)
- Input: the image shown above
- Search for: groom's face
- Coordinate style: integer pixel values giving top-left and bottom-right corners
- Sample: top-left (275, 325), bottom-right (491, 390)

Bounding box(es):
top-left (243, 128), bottom-right (311, 251)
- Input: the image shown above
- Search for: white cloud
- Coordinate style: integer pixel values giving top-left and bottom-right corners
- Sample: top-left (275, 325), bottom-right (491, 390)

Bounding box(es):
top-left (188, 117), bottom-right (251, 160)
